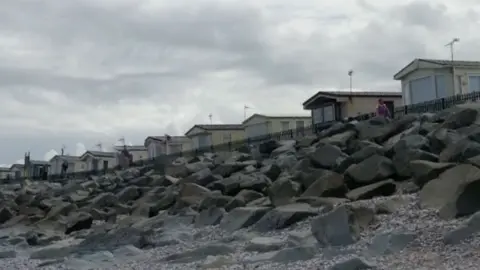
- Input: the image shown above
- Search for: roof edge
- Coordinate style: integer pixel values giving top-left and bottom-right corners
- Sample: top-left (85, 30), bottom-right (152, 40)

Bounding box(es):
top-left (184, 125), bottom-right (206, 136)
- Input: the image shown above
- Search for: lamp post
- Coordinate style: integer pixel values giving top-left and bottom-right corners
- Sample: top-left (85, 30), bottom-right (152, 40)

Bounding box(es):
top-left (348, 70), bottom-right (353, 95)
top-left (244, 105), bottom-right (251, 120)
top-left (445, 38), bottom-right (460, 62)
top-left (445, 38), bottom-right (460, 94)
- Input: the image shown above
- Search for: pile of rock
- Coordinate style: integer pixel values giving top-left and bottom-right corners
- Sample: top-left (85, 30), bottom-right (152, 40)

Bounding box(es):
top-left (2, 103), bottom-right (480, 269)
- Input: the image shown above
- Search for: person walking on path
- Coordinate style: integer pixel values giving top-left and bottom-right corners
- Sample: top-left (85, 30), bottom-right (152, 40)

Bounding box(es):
top-left (61, 160), bottom-right (68, 177)
top-left (376, 98), bottom-right (391, 119)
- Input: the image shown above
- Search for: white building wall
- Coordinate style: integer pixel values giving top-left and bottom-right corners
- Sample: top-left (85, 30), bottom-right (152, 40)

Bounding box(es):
top-left (399, 66), bottom-right (480, 105)
top-left (130, 150), bottom-right (147, 162)
top-left (0, 170), bottom-right (9, 179)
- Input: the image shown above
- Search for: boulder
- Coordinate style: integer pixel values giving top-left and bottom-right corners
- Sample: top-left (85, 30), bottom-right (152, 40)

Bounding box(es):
top-left (345, 155), bottom-right (395, 186)
top-left (253, 203), bottom-right (319, 232)
top-left (309, 144), bottom-right (348, 170)
top-left (194, 207), bottom-right (226, 227)
top-left (219, 206), bottom-right (271, 232)
top-left (420, 164), bottom-right (480, 218)
top-left (410, 160), bottom-right (455, 187)
top-left (346, 179), bottom-right (396, 201)
top-left (369, 231), bottom-right (416, 255)
top-left (301, 171), bottom-right (347, 198)
top-left (268, 177), bottom-right (302, 206)
top-left (311, 205), bottom-right (375, 246)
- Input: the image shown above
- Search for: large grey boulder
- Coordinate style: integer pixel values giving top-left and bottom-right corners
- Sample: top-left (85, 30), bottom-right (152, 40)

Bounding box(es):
top-left (301, 171), bottom-right (347, 198)
top-left (439, 139), bottom-right (480, 163)
top-left (368, 231), bottom-right (416, 255)
top-left (219, 206), bottom-right (271, 232)
top-left (444, 210), bottom-right (480, 244)
top-left (253, 203), bottom-right (319, 232)
top-left (345, 155), bottom-right (395, 186)
top-left (268, 177), bottom-right (302, 206)
top-left (346, 179), bottom-right (396, 201)
top-left (194, 207), bottom-right (226, 227)
top-left (420, 164), bottom-right (480, 219)
top-left (392, 149), bottom-right (438, 178)
top-left (410, 160), bottom-right (455, 187)
top-left (311, 205), bottom-right (375, 246)
top-left (208, 173), bottom-right (271, 196)
top-left (309, 144), bottom-right (348, 170)
top-left (179, 167), bottom-right (216, 187)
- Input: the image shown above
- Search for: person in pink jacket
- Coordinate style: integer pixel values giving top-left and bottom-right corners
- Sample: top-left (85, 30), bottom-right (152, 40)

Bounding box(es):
top-left (376, 98), bottom-right (391, 118)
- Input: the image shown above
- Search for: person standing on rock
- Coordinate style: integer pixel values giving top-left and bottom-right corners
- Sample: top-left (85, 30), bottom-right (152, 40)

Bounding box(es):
top-left (376, 98), bottom-right (391, 119)
top-left (61, 160), bottom-right (68, 177)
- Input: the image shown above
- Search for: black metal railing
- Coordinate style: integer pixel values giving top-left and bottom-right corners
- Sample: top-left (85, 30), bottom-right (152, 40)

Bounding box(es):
top-left (2, 91), bottom-right (480, 183)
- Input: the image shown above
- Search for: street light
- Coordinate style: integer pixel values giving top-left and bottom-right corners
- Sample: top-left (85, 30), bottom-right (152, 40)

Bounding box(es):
top-left (348, 70), bottom-right (353, 95)
top-left (445, 38), bottom-right (460, 94)
top-left (244, 105), bottom-right (251, 120)
top-left (445, 38), bottom-right (460, 62)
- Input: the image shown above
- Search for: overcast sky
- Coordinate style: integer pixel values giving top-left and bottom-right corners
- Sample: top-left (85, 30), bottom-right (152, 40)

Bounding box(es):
top-left (0, 0), bottom-right (479, 166)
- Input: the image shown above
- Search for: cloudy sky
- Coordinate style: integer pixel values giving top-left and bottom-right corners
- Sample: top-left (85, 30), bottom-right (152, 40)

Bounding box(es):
top-left (0, 0), bottom-right (479, 166)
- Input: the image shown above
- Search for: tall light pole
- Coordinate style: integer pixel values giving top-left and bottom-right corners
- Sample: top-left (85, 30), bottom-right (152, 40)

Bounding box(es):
top-left (348, 70), bottom-right (353, 95)
top-left (208, 113), bottom-right (212, 124)
top-left (118, 136), bottom-right (126, 146)
top-left (445, 38), bottom-right (460, 62)
top-left (95, 142), bottom-right (102, 151)
top-left (244, 105), bottom-right (251, 120)
top-left (445, 38), bottom-right (460, 94)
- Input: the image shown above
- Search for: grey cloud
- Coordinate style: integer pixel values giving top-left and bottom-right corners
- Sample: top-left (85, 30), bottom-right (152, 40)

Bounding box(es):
top-left (0, 0), bottom-right (320, 89)
top-left (0, 0), bottom-right (269, 59)
top-left (394, 2), bottom-right (451, 30)
top-left (0, 133), bottom-right (98, 162)
top-left (356, 0), bottom-right (378, 12)
top-left (0, 0), bottom-right (479, 164)
top-left (0, 66), bottom-right (198, 105)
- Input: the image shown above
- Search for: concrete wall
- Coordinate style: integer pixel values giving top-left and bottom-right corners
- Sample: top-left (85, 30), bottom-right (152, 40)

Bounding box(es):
top-left (147, 142), bottom-right (164, 159)
top-left (10, 166), bottom-right (24, 178)
top-left (453, 67), bottom-right (480, 94)
top-left (49, 158), bottom-right (77, 175)
top-left (268, 117), bottom-right (311, 132)
top-left (146, 137), bottom-right (192, 158)
top-left (167, 137), bottom-right (192, 153)
top-left (74, 162), bottom-right (87, 172)
top-left (210, 129), bottom-right (245, 145)
top-left (129, 150), bottom-right (148, 162)
top-left (83, 155), bottom-right (117, 171)
top-left (188, 128), bottom-right (245, 149)
top-left (243, 115), bottom-right (311, 138)
top-left (0, 170), bottom-right (9, 179)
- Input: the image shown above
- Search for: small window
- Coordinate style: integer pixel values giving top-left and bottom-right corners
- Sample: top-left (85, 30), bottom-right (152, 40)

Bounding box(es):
top-left (468, 75), bottom-right (480, 93)
top-left (313, 108), bottom-right (324, 124)
top-left (281, 121), bottom-right (290, 131)
top-left (295, 121), bottom-right (304, 129)
top-left (323, 105), bottom-right (334, 121)
top-left (313, 104), bottom-right (336, 123)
